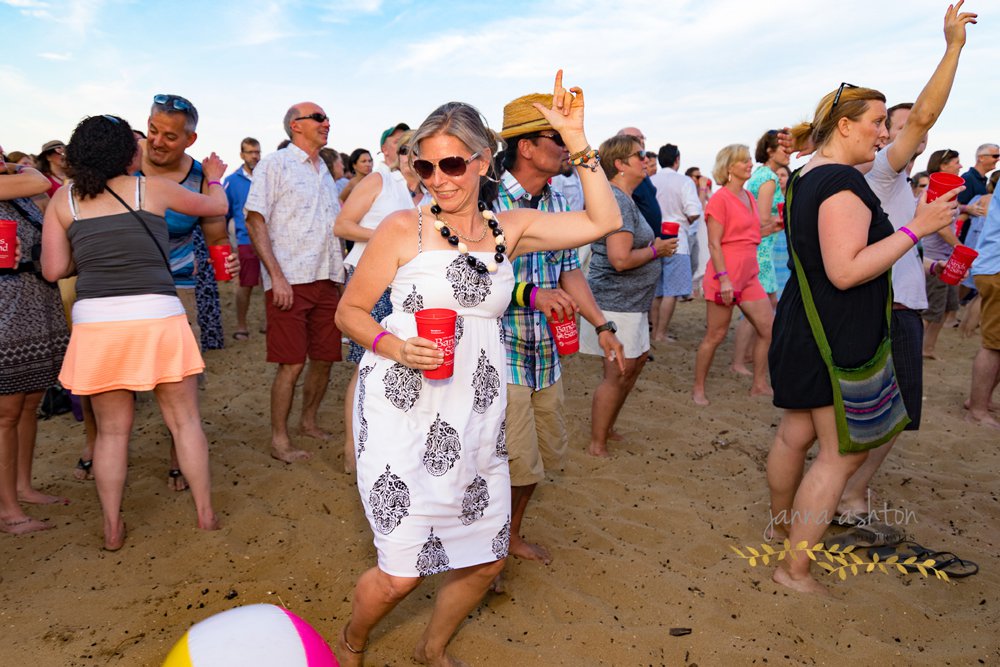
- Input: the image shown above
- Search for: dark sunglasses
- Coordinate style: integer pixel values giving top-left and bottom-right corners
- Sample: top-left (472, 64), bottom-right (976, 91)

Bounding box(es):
top-left (831, 82), bottom-right (859, 109)
top-left (531, 132), bottom-right (565, 148)
top-left (294, 112), bottom-right (328, 123)
top-left (153, 93), bottom-right (194, 112)
top-left (412, 152), bottom-right (481, 180)
top-left (398, 146), bottom-right (410, 156)
top-left (982, 153), bottom-right (1000, 159)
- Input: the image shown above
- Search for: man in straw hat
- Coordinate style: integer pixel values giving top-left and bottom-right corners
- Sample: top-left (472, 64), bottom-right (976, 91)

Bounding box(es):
top-left (492, 92), bottom-right (624, 584)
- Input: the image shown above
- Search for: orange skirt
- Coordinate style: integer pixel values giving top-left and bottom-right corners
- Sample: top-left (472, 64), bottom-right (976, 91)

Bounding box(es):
top-left (59, 314), bottom-right (204, 395)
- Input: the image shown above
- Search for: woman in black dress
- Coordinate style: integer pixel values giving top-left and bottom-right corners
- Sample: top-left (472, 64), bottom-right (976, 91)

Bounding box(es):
top-left (765, 84), bottom-right (961, 594)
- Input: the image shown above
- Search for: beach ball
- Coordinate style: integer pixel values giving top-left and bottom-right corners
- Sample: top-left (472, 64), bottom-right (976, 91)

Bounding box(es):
top-left (163, 604), bottom-right (338, 666)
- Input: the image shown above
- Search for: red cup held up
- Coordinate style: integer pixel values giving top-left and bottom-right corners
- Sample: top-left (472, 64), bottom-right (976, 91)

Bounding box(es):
top-left (939, 244), bottom-right (978, 285)
top-left (415, 308), bottom-right (457, 379)
top-left (208, 245), bottom-right (233, 281)
top-left (925, 172), bottom-right (965, 203)
top-left (548, 312), bottom-right (579, 356)
top-left (660, 221), bottom-right (680, 238)
top-left (0, 220), bottom-right (16, 269)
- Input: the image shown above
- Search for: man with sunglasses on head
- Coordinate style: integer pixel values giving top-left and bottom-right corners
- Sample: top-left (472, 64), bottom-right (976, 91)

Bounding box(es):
top-left (491, 94), bottom-right (624, 582)
top-left (244, 102), bottom-right (345, 464)
top-left (142, 93), bottom-right (239, 490)
top-left (836, 1), bottom-right (977, 525)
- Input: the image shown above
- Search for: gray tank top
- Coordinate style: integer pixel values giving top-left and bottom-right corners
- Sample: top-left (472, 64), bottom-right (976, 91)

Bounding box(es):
top-left (66, 178), bottom-right (177, 300)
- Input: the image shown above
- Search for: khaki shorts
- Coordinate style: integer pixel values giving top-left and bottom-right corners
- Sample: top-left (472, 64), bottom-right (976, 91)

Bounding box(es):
top-left (505, 379), bottom-right (567, 486)
top-left (975, 273), bottom-right (1000, 350)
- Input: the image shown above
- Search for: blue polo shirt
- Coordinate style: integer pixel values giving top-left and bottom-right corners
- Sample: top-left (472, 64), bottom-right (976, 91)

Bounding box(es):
top-left (632, 176), bottom-right (663, 237)
top-left (958, 167), bottom-right (989, 206)
top-left (224, 167), bottom-right (253, 246)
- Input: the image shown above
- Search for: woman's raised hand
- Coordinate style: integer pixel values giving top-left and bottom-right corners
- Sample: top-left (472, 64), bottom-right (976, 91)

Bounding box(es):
top-left (532, 70), bottom-right (587, 150)
top-left (201, 152), bottom-right (228, 182)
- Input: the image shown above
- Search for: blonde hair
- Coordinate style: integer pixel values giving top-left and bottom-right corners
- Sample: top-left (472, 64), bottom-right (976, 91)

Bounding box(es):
top-left (712, 144), bottom-right (751, 185)
top-left (599, 135), bottom-right (642, 180)
top-left (790, 85), bottom-right (886, 152)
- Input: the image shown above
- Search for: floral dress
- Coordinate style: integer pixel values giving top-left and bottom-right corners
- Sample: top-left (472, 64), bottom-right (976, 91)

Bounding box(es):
top-left (747, 165), bottom-right (785, 294)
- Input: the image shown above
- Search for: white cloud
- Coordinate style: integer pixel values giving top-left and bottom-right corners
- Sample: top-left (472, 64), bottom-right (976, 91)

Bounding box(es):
top-left (38, 51), bottom-right (72, 61)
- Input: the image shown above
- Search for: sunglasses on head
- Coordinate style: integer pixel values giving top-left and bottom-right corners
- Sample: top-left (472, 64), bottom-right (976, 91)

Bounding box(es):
top-left (940, 149), bottom-right (958, 162)
top-left (529, 132), bottom-right (565, 148)
top-left (153, 93), bottom-right (194, 112)
top-left (294, 112), bottom-right (328, 123)
top-left (831, 82), bottom-right (859, 109)
top-left (412, 152), bottom-right (481, 180)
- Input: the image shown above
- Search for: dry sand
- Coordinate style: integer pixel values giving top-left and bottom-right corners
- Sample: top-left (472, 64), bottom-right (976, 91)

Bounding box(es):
top-left (2, 294), bottom-right (997, 666)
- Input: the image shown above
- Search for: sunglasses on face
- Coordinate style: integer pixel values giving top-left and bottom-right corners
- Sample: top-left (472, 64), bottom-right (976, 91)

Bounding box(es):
top-left (530, 132), bottom-right (565, 148)
top-left (980, 153), bottom-right (1000, 159)
top-left (412, 152), bottom-right (481, 180)
top-left (153, 93), bottom-right (194, 112)
top-left (831, 82), bottom-right (859, 109)
top-left (294, 112), bottom-right (328, 123)
top-left (398, 146), bottom-right (410, 156)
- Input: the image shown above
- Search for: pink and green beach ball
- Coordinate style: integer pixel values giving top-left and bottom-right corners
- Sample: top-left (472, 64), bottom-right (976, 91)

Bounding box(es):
top-left (163, 604), bottom-right (338, 666)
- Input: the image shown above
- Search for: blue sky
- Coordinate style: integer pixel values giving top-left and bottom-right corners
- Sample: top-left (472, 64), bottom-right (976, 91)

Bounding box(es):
top-left (2, 0), bottom-right (998, 176)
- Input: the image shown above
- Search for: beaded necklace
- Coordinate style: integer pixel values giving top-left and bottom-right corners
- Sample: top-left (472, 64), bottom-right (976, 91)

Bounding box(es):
top-left (431, 200), bottom-right (507, 274)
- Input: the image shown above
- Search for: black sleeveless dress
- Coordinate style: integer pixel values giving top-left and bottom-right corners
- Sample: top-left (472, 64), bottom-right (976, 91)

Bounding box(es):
top-left (769, 164), bottom-right (894, 409)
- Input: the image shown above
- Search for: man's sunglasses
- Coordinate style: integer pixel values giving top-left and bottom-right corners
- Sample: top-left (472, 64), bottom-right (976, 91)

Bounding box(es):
top-left (529, 132), bottom-right (565, 148)
top-left (153, 94), bottom-right (194, 112)
top-left (294, 112), bottom-right (328, 123)
top-left (980, 153), bottom-right (1000, 159)
top-left (412, 152), bottom-right (480, 180)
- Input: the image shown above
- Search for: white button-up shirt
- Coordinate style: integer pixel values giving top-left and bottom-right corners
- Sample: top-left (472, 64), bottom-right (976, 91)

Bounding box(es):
top-left (649, 167), bottom-right (703, 255)
top-left (245, 143), bottom-right (345, 291)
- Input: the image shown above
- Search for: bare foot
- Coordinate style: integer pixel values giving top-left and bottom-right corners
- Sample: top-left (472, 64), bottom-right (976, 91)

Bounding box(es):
top-left (922, 351), bottom-right (939, 360)
top-left (73, 458), bottom-right (94, 481)
top-left (509, 534), bottom-right (552, 564)
top-left (198, 512), bottom-right (221, 531)
top-left (607, 429), bottom-right (624, 442)
top-left (587, 442), bottom-right (611, 458)
top-left (750, 385), bottom-right (774, 398)
top-left (730, 364), bottom-right (753, 377)
top-left (271, 446), bottom-right (312, 463)
top-left (413, 643), bottom-right (469, 667)
top-left (692, 391), bottom-right (710, 406)
top-left (490, 569), bottom-right (508, 594)
top-left (772, 567), bottom-right (830, 596)
top-left (964, 399), bottom-right (999, 412)
top-left (17, 488), bottom-right (70, 505)
top-left (298, 425), bottom-right (332, 441)
top-left (167, 469), bottom-right (189, 492)
top-left (103, 516), bottom-right (126, 551)
top-left (965, 412), bottom-right (1000, 430)
top-left (0, 516), bottom-right (52, 535)
top-left (337, 624), bottom-right (366, 667)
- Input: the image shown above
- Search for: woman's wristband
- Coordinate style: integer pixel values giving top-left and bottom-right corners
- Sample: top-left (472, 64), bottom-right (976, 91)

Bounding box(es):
top-left (648, 242), bottom-right (658, 259)
top-left (930, 260), bottom-right (939, 277)
top-left (899, 226), bottom-right (918, 245)
top-left (713, 271), bottom-right (728, 280)
top-left (207, 180), bottom-right (223, 188)
top-left (372, 331), bottom-right (390, 354)
top-left (511, 282), bottom-right (537, 308)
top-left (529, 286), bottom-right (539, 310)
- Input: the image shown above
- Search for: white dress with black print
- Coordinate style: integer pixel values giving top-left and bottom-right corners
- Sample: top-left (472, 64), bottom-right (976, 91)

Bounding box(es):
top-left (353, 209), bottom-right (513, 577)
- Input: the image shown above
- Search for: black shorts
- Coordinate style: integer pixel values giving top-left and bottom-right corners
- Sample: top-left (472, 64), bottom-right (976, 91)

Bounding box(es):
top-left (891, 309), bottom-right (923, 430)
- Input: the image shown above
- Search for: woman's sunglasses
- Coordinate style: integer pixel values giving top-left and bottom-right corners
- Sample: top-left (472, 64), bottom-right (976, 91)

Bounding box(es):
top-left (412, 152), bottom-right (480, 180)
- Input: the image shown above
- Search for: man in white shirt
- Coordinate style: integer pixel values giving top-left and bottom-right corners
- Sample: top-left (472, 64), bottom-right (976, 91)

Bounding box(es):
top-left (245, 102), bottom-right (346, 463)
top-left (648, 143), bottom-right (702, 342)
top-left (838, 12), bottom-right (972, 522)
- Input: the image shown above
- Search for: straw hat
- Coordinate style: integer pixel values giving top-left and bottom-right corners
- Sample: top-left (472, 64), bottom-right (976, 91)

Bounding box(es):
top-left (40, 140), bottom-right (65, 154)
top-left (500, 93), bottom-right (554, 139)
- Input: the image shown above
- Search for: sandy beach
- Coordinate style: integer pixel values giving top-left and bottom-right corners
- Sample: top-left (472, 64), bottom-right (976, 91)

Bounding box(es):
top-left (2, 291), bottom-right (997, 666)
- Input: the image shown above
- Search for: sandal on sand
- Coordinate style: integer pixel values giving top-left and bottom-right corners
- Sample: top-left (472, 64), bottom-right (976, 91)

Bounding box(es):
top-left (168, 469), bottom-right (189, 492)
top-left (833, 523), bottom-right (905, 548)
top-left (74, 458), bottom-right (94, 480)
top-left (232, 330), bottom-right (250, 341)
top-left (869, 543), bottom-right (979, 578)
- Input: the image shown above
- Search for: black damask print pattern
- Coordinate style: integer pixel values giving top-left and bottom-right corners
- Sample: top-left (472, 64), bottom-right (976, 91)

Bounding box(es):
top-left (454, 316), bottom-right (464, 348)
top-left (383, 362), bottom-right (422, 411)
top-left (193, 226), bottom-right (225, 350)
top-left (369, 465), bottom-right (411, 535)
top-left (497, 317), bottom-right (505, 345)
top-left (445, 255), bottom-right (492, 308)
top-left (422, 414), bottom-right (461, 476)
top-left (495, 419), bottom-right (508, 460)
top-left (401, 285), bottom-right (424, 314)
top-left (492, 517), bottom-right (511, 559)
top-left (471, 349), bottom-right (500, 414)
top-left (356, 365), bottom-right (374, 456)
top-left (416, 528), bottom-right (451, 576)
top-left (459, 475), bottom-right (490, 526)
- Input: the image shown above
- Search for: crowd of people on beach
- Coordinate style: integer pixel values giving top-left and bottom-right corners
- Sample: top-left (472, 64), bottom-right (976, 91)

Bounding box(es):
top-left (1, 2), bottom-right (996, 663)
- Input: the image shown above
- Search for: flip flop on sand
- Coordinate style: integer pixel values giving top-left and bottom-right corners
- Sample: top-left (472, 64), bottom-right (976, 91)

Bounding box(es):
top-left (868, 543), bottom-right (979, 578)
top-left (232, 330), bottom-right (250, 341)
top-left (73, 458), bottom-right (94, 481)
top-left (832, 522), bottom-right (905, 548)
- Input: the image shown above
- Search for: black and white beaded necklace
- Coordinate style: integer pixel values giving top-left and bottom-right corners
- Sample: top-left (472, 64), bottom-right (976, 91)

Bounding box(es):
top-left (431, 200), bottom-right (506, 274)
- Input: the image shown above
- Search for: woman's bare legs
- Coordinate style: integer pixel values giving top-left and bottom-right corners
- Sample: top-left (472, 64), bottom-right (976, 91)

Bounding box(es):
top-left (692, 301), bottom-right (735, 405)
top-left (765, 409), bottom-right (816, 539)
top-left (589, 354), bottom-right (646, 457)
top-left (738, 298), bottom-right (774, 397)
top-left (89, 389), bottom-right (135, 549)
top-left (730, 318), bottom-right (754, 376)
top-left (15, 390), bottom-right (67, 504)
top-left (343, 367), bottom-right (358, 473)
top-left (769, 407), bottom-right (868, 594)
top-left (338, 567), bottom-right (422, 666)
top-left (153, 376), bottom-right (218, 530)
top-left (0, 392), bottom-right (50, 534)
top-left (73, 395), bottom-right (97, 480)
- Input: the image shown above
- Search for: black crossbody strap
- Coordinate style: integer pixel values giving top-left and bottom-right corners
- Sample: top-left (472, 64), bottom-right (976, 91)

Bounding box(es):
top-left (104, 183), bottom-right (171, 272)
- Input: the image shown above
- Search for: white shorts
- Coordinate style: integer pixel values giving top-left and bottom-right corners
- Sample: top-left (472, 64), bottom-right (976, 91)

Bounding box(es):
top-left (579, 310), bottom-right (650, 360)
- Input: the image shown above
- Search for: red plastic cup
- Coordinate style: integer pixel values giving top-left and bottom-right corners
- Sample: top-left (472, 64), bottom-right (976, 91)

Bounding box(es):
top-left (776, 203), bottom-right (785, 230)
top-left (713, 290), bottom-right (742, 306)
top-left (208, 245), bottom-right (233, 281)
top-left (548, 312), bottom-right (579, 355)
top-left (925, 172), bottom-right (965, 203)
top-left (0, 219), bottom-right (16, 269)
top-left (939, 244), bottom-right (979, 285)
top-left (660, 221), bottom-right (680, 238)
top-left (415, 308), bottom-right (457, 379)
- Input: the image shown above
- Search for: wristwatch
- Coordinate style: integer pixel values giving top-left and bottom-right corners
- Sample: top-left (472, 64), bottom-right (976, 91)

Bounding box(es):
top-left (594, 321), bottom-right (617, 335)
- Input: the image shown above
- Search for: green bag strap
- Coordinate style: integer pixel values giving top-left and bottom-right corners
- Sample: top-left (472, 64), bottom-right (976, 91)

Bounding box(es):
top-left (784, 169), bottom-right (892, 370)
